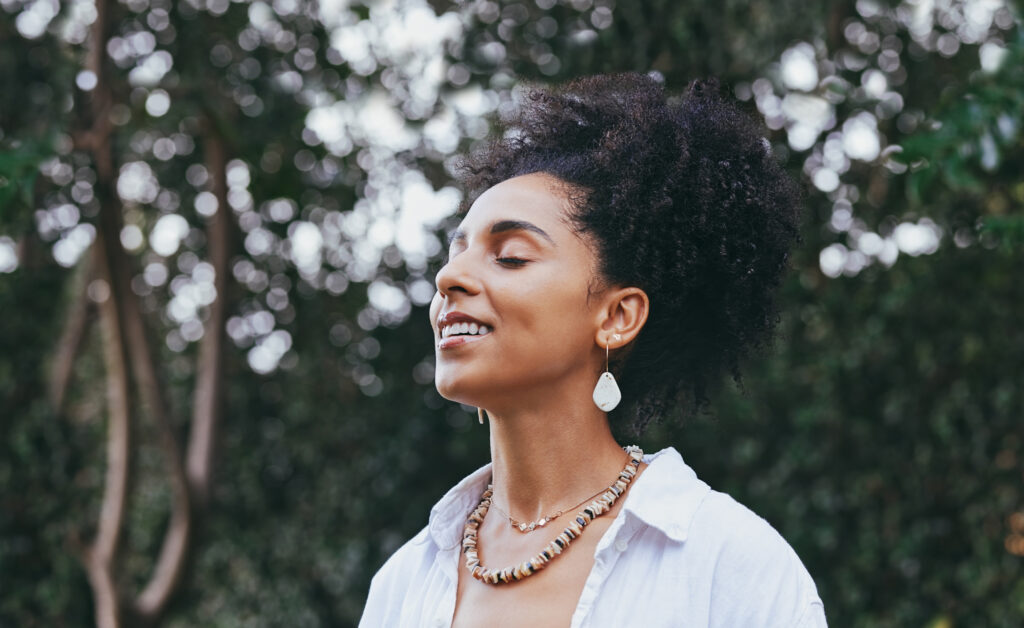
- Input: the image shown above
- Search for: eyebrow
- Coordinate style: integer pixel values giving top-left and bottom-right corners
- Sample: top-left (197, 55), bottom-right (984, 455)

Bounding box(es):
top-left (447, 219), bottom-right (556, 246)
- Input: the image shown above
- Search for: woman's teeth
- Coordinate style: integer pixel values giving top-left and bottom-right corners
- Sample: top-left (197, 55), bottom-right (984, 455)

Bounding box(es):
top-left (441, 322), bottom-right (491, 338)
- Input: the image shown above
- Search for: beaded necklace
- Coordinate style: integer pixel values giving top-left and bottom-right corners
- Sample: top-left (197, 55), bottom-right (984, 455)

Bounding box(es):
top-left (462, 446), bottom-right (643, 585)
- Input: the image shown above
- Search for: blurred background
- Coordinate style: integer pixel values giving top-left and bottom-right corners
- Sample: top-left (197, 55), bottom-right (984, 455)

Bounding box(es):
top-left (1, 0), bottom-right (1022, 626)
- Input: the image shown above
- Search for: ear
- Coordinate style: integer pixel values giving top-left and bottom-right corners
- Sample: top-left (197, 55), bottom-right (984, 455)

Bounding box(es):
top-left (594, 286), bottom-right (649, 350)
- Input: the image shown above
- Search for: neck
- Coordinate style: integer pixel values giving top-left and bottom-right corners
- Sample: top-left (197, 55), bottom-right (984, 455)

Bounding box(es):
top-left (483, 375), bottom-right (629, 522)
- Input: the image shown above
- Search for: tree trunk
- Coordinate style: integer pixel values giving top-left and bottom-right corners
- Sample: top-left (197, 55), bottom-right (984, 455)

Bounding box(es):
top-left (68, 0), bottom-right (235, 622)
top-left (136, 115), bottom-right (234, 622)
top-left (49, 258), bottom-right (94, 413)
top-left (86, 190), bottom-right (132, 628)
top-left (186, 118), bottom-right (232, 506)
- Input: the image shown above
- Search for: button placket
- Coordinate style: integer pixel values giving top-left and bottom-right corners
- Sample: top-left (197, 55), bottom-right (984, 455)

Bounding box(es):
top-left (572, 521), bottom-right (633, 628)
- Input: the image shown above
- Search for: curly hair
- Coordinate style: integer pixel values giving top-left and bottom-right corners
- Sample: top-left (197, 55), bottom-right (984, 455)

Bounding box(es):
top-left (457, 73), bottom-right (802, 435)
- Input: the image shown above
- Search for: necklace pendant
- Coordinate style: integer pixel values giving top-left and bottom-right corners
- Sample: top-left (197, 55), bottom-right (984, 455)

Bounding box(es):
top-left (514, 518), bottom-right (547, 533)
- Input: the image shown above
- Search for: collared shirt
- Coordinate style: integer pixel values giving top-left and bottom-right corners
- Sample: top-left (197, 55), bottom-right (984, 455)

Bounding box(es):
top-left (360, 447), bottom-right (827, 627)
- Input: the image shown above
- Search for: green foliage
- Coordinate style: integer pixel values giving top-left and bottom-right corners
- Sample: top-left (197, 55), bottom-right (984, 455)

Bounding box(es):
top-left (899, 28), bottom-right (1024, 251)
top-left (0, 140), bottom-right (45, 226)
top-left (686, 243), bottom-right (1024, 626)
top-left (0, 257), bottom-right (94, 625)
top-left (0, 10), bottom-right (71, 234)
top-left (902, 31), bottom-right (1024, 196)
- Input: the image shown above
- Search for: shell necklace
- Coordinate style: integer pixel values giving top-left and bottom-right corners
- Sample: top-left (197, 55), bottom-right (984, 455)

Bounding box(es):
top-left (462, 446), bottom-right (643, 585)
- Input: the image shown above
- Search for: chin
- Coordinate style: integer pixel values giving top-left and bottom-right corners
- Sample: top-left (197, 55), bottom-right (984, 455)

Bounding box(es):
top-left (434, 368), bottom-right (489, 407)
top-left (434, 375), bottom-right (469, 405)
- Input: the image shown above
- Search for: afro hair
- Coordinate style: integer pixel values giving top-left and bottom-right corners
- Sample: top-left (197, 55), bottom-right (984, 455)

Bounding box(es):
top-left (457, 73), bottom-right (802, 435)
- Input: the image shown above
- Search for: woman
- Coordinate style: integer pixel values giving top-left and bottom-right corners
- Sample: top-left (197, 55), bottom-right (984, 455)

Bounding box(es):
top-left (361, 73), bottom-right (826, 627)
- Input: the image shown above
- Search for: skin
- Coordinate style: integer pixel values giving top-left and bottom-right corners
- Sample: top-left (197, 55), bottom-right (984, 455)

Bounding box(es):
top-left (429, 172), bottom-right (650, 627)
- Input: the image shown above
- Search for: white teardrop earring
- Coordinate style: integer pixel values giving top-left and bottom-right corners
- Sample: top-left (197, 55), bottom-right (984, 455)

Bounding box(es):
top-left (478, 407), bottom-right (487, 424)
top-left (592, 335), bottom-right (622, 412)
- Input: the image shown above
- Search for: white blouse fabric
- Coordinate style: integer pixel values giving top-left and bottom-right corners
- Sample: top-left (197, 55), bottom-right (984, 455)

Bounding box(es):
top-left (360, 447), bottom-right (827, 628)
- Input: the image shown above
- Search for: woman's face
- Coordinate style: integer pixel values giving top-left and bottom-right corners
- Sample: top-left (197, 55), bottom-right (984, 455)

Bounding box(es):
top-left (429, 172), bottom-right (605, 408)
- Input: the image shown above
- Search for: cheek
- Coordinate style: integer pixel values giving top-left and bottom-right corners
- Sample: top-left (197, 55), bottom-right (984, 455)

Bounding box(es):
top-left (526, 317), bottom-right (594, 364)
top-left (500, 279), bottom-right (595, 361)
top-left (428, 291), bottom-right (442, 330)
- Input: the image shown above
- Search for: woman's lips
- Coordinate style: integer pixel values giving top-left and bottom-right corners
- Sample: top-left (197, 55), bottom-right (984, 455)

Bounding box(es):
top-left (437, 331), bottom-right (491, 350)
top-left (436, 311), bottom-right (493, 350)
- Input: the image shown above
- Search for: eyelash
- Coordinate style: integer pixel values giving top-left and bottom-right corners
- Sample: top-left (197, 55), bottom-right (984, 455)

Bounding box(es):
top-left (496, 257), bottom-right (528, 267)
top-left (442, 247), bottom-right (529, 267)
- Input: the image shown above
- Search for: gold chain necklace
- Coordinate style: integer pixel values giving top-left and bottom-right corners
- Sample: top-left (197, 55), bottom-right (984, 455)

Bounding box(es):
top-left (488, 484), bottom-right (612, 533)
top-left (462, 446), bottom-right (643, 585)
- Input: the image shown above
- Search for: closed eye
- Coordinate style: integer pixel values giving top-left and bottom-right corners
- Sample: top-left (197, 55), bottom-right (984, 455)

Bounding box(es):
top-left (497, 257), bottom-right (528, 267)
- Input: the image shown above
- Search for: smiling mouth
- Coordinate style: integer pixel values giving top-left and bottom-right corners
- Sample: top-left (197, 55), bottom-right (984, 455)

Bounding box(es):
top-left (439, 321), bottom-right (492, 339)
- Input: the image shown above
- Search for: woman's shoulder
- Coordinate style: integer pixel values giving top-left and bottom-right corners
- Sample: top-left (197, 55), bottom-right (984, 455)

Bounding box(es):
top-left (632, 447), bottom-right (825, 626)
top-left (692, 488), bottom-right (796, 554)
top-left (689, 485), bottom-right (826, 626)
top-left (638, 447), bottom-right (808, 563)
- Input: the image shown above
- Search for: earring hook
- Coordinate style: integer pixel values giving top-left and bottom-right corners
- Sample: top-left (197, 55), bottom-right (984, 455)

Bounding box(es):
top-left (605, 333), bottom-right (623, 372)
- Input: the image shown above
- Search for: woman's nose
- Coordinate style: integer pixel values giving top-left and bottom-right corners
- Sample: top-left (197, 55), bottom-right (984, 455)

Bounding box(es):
top-left (435, 252), bottom-right (482, 298)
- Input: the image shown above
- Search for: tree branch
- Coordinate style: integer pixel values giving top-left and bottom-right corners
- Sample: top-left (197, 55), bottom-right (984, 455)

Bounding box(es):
top-left (50, 258), bottom-right (95, 413)
top-left (135, 114), bottom-right (235, 620)
top-left (127, 255), bottom-right (192, 621)
top-left (128, 258), bottom-right (191, 620)
top-left (75, 1), bottom-right (234, 622)
top-left (86, 197), bottom-right (131, 628)
top-left (186, 117), bottom-right (232, 506)
top-left (78, 1), bottom-right (129, 626)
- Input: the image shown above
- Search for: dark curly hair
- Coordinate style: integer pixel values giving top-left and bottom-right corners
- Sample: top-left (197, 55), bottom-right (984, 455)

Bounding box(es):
top-left (457, 73), bottom-right (801, 435)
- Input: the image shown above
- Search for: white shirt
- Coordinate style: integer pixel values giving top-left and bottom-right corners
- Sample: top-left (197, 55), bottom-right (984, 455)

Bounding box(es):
top-left (360, 447), bottom-right (827, 627)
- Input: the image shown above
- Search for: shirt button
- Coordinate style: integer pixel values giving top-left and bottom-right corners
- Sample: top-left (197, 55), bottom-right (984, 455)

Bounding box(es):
top-left (615, 539), bottom-right (628, 552)
top-left (433, 618), bottom-right (446, 628)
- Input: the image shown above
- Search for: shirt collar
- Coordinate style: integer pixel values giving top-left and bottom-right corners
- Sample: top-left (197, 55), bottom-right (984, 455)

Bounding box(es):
top-left (426, 446), bottom-right (709, 550)
top-left (428, 461), bottom-right (493, 550)
top-left (619, 446), bottom-right (710, 543)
